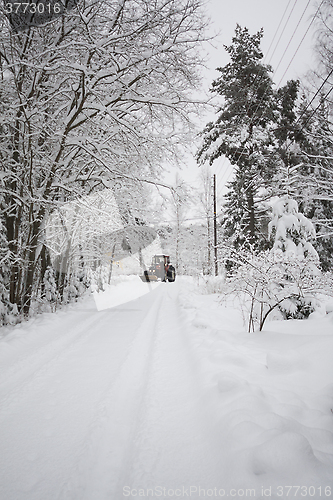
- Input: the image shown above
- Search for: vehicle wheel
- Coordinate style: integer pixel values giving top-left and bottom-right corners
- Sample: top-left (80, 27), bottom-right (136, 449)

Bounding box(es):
top-left (167, 266), bottom-right (175, 282)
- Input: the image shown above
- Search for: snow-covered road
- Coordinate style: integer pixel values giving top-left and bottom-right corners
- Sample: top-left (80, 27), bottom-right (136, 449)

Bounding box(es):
top-left (1, 278), bottom-right (333, 500)
top-left (0, 282), bottom-right (225, 500)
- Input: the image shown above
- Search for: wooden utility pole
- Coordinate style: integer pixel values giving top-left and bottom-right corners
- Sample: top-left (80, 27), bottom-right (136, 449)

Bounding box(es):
top-left (213, 174), bottom-right (218, 276)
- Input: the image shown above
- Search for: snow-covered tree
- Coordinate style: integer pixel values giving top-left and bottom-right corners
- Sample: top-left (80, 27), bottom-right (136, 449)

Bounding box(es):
top-left (197, 25), bottom-right (276, 248)
top-left (0, 0), bottom-right (208, 317)
top-left (41, 266), bottom-right (60, 312)
top-left (197, 26), bottom-right (310, 253)
top-left (294, 1), bottom-right (333, 269)
top-left (159, 222), bottom-right (210, 277)
top-left (195, 166), bottom-right (213, 274)
top-left (266, 195), bottom-right (325, 321)
top-left (168, 174), bottom-right (192, 273)
top-left (296, 95), bottom-right (333, 270)
top-left (314, 0), bottom-right (333, 77)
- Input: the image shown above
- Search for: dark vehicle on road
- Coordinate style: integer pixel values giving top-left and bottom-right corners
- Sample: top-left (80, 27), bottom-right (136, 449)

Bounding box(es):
top-left (140, 255), bottom-right (176, 282)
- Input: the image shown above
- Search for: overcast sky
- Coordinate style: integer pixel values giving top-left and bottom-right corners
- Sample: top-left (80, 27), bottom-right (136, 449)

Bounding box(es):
top-left (204, 0), bottom-right (318, 89)
top-left (171, 0), bottom-right (320, 205)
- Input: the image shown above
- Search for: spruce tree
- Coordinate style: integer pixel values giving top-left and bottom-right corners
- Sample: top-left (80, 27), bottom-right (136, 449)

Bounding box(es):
top-left (197, 25), bottom-right (309, 253)
top-left (197, 25), bottom-right (277, 248)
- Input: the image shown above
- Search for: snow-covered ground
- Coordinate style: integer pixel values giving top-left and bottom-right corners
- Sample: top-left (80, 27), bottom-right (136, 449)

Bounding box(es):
top-left (0, 277), bottom-right (332, 500)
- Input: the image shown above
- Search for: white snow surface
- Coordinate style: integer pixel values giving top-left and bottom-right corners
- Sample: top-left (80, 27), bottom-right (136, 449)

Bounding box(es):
top-left (0, 277), bottom-right (332, 500)
top-left (93, 276), bottom-right (161, 310)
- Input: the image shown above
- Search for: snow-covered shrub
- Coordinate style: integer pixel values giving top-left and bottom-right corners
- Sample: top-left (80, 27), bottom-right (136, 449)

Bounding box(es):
top-left (62, 271), bottom-right (90, 304)
top-left (220, 197), bottom-right (332, 331)
top-left (199, 275), bottom-right (226, 294)
top-left (88, 265), bottom-right (110, 292)
top-left (0, 287), bottom-right (18, 326)
top-left (268, 196), bottom-right (318, 259)
top-left (41, 267), bottom-right (60, 312)
top-left (30, 265), bottom-right (90, 315)
top-left (268, 196), bottom-right (320, 320)
top-left (221, 250), bottom-right (330, 331)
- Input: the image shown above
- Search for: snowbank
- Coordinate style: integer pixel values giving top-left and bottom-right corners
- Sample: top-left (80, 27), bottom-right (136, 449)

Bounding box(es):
top-left (179, 279), bottom-right (333, 495)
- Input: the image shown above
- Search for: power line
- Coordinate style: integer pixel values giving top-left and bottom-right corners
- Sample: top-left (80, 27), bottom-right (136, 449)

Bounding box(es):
top-left (205, 1), bottom-right (318, 203)
top-left (276, 0), bottom-right (324, 87)
top-left (267, 0), bottom-right (299, 66)
top-left (264, 0), bottom-right (294, 62)
top-left (212, 0), bottom-right (306, 173)
top-left (217, 164), bottom-right (235, 200)
top-left (219, 0), bottom-right (318, 172)
top-left (272, 0), bottom-right (312, 81)
top-left (157, 215), bottom-right (217, 225)
top-left (217, 160), bottom-right (232, 188)
top-left (284, 68), bottom-right (333, 152)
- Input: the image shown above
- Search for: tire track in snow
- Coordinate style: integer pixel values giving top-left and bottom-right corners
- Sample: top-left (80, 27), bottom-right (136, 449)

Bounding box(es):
top-left (0, 287), bottom-right (163, 500)
top-left (56, 285), bottom-right (167, 500)
top-left (62, 282), bottom-right (225, 500)
top-left (0, 282), bottom-right (226, 500)
top-left (114, 282), bottom-right (225, 498)
top-left (0, 285), bottom-right (161, 419)
top-left (0, 308), bottom-right (116, 419)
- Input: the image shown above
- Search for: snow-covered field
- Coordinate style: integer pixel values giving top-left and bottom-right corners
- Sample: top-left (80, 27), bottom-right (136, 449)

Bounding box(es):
top-left (0, 277), bottom-right (332, 500)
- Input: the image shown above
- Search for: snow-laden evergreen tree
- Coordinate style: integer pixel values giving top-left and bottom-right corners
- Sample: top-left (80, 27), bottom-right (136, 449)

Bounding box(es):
top-left (268, 196), bottom-right (318, 259)
top-left (267, 195), bottom-right (321, 320)
top-left (42, 267), bottom-right (59, 312)
top-left (197, 26), bottom-right (308, 253)
top-left (197, 25), bottom-right (276, 248)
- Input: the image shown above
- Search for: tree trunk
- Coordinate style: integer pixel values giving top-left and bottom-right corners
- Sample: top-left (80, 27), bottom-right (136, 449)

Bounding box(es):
top-left (5, 212), bottom-right (21, 307)
top-left (207, 216), bottom-right (211, 274)
top-left (40, 244), bottom-right (52, 298)
top-left (247, 186), bottom-right (256, 245)
top-left (22, 219), bottom-right (41, 316)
